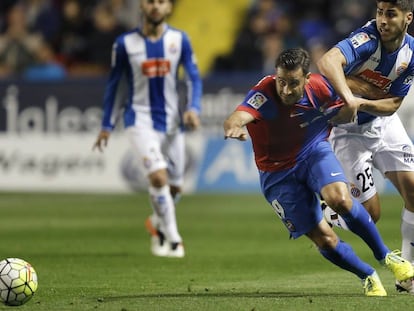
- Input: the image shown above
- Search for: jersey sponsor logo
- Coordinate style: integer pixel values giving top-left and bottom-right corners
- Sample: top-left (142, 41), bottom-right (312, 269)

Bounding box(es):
top-left (403, 144), bottom-right (414, 163)
top-left (358, 69), bottom-right (391, 90)
top-left (141, 59), bottom-right (171, 77)
top-left (350, 32), bottom-right (370, 48)
top-left (403, 74), bottom-right (414, 85)
top-left (247, 92), bottom-right (267, 109)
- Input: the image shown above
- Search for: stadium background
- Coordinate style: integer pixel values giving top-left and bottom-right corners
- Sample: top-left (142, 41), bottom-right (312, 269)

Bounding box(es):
top-left (1, 0), bottom-right (414, 194)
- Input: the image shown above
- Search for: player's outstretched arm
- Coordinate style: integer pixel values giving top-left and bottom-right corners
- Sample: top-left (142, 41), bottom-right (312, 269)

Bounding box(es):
top-left (223, 110), bottom-right (254, 141)
top-left (92, 130), bottom-right (111, 153)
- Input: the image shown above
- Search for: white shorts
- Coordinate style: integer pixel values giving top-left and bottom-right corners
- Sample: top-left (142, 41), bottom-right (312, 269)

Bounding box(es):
top-left (126, 126), bottom-right (185, 187)
top-left (330, 114), bottom-right (414, 203)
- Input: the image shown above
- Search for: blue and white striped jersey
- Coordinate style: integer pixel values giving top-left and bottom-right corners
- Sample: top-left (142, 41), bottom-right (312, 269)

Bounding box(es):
top-left (101, 24), bottom-right (202, 133)
top-left (336, 20), bottom-right (414, 124)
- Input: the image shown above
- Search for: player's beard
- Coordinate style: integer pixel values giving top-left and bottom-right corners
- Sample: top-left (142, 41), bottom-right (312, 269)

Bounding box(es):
top-left (279, 93), bottom-right (299, 106)
top-left (379, 21), bottom-right (406, 45)
top-left (147, 15), bottom-right (166, 27)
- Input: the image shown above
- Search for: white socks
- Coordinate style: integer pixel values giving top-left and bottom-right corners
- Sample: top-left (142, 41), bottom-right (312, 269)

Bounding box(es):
top-left (401, 208), bottom-right (414, 265)
top-left (149, 185), bottom-right (182, 243)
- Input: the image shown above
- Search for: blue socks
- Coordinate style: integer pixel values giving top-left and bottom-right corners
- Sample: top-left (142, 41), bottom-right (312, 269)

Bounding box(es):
top-left (320, 240), bottom-right (374, 279)
top-left (341, 200), bottom-right (389, 261)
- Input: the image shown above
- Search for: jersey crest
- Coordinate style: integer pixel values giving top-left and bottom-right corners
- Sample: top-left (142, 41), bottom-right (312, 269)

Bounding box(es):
top-left (396, 62), bottom-right (408, 75)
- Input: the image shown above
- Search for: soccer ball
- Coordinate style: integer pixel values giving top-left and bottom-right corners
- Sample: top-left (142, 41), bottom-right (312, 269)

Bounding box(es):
top-left (0, 258), bottom-right (38, 306)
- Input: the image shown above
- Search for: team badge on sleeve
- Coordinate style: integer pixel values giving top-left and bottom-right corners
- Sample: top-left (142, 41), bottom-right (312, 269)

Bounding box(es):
top-left (247, 92), bottom-right (267, 109)
top-left (350, 32), bottom-right (370, 48)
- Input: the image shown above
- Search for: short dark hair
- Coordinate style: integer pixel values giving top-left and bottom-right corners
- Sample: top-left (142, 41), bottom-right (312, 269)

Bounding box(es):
top-left (376, 0), bottom-right (414, 12)
top-left (275, 48), bottom-right (310, 74)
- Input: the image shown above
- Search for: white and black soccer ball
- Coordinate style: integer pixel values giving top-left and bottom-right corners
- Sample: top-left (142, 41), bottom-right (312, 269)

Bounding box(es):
top-left (0, 258), bottom-right (38, 306)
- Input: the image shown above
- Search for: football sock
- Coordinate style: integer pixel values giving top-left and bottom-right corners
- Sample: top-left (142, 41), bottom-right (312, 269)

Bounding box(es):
top-left (319, 240), bottom-right (375, 279)
top-left (401, 207), bottom-right (414, 264)
top-left (340, 200), bottom-right (389, 261)
top-left (149, 185), bottom-right (182, 243)
top-left (148, 213), bottom-right (161, 229)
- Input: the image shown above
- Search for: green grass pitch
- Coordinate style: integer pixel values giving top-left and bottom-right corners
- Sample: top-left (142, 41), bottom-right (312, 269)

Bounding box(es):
top-left (0, 192), bottom-right (412, 310)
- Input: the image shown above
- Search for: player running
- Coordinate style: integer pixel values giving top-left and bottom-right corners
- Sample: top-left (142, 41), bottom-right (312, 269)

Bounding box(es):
top-left (224, 48), bottom-right (413, 296)
top-left (93, 0), bottom-right (202, 258)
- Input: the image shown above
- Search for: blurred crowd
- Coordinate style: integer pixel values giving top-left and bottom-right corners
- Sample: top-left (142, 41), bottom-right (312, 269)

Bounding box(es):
top-left (212, 0), bottom-right (376, 76)
top-left (0, 0), bottom-right (401, 81)
top-left (0, 0), bottom-right (140, 80)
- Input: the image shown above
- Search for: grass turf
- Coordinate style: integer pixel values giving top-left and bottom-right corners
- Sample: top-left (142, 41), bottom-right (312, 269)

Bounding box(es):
top-left (0, 192), bottom-right (412, 310)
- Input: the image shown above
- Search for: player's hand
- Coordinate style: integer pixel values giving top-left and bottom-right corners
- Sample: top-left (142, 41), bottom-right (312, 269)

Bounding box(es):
top-left (183, 110), bottom-right (200, 131)
top-left (223, 127), bottom-right (248, 141)
top-left (223, 111), bottom-right (253, 140)
top-left (92, 130), bottom-right (111, 152)
top-left (329, 99), bottom-right (359, 125)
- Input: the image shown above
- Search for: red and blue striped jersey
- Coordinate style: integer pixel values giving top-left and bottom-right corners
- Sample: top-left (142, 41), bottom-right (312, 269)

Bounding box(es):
top-left (237, 74), bottom-right (343, 172)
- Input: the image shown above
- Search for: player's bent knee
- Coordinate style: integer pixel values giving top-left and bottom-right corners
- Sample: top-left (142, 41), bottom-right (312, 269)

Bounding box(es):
top-left (324, 194), bottom-right (352, 215)
top-left (149, 178), bottom-right (167, 188)
top-left (148, 170), bottom-right (169, 188)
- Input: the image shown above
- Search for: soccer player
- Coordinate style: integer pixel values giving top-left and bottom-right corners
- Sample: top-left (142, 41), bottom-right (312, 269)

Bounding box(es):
top-left (223, 47), bottom-right (413, 296)
top-left (317, 0), bottom-right (414, 293)
top-left (93, 0), bottom-right (202, 258)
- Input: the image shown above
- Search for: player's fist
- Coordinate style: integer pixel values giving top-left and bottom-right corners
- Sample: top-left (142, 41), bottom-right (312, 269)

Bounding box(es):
top-left (183, 110), bottom-right (200, 131)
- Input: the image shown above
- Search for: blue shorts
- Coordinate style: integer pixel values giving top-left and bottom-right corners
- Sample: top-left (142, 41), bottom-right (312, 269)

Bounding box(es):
top-left (259, 141), bottom-right (348, 239)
